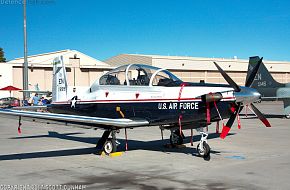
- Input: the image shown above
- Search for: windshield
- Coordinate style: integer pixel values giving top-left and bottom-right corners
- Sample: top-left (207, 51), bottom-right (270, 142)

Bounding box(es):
top-left (151, 69), bottom-right (181, 86)
top-left (99, 64), bottom-right (182, 86)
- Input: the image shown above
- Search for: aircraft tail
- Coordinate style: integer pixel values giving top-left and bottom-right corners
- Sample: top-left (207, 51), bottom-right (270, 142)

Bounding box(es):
top-left (246, 56), bottom-right (283, 88)
top-left (282, 99), bottom-right (290, 116)
top-left (52, 56), bottom-right (68, 102)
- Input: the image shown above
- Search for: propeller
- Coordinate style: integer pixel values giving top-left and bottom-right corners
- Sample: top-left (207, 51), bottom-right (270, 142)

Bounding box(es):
top-left (213, 62), bottom-right (241, 92)
top-left (250, 103), bottom-right (271, 127)
top-left (214, 60), bottom-right (271, 139)
top-left (220, 106), bottom-right (239, 139)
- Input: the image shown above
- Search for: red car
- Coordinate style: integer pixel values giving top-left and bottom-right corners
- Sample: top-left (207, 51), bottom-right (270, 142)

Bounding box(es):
top-left (0, 97), bottom-right (20, 108)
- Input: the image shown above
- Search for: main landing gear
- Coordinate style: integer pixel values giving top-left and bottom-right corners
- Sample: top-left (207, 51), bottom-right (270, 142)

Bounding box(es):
top-left (97, 130), bottom-right (120, 155)
top-left (170, 129), bottom-right (184, 145)
top-left (196, 132), bottom-right (210, 158)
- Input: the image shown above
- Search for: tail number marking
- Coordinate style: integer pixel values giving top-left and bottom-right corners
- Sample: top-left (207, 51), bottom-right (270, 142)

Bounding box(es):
top-left (59, 79), bottom-right (64, 84)
top-left (59, 87), bottom-right (66, 91)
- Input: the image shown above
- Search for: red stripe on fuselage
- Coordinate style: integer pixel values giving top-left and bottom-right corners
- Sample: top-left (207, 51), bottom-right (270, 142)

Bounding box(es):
top-left (52, 97), bottom-right (235, 104)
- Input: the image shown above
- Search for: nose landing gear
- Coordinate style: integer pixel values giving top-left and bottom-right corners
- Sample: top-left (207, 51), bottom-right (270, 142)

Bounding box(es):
top-left (196, 132), bottom-right (210, 158)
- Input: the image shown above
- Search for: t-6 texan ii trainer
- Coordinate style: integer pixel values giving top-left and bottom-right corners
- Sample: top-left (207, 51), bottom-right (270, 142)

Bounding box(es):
top-left (0, 56), bottom-right (271, 158)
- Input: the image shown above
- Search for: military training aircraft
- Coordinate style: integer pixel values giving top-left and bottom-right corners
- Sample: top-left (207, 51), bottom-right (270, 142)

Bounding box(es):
top-left (0, 56), bottom-right (271, 158)
top-left (247, 56), bottom-right (290, 118)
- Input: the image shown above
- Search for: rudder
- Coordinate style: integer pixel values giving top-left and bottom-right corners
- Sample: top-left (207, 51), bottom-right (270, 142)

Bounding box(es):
top-left (52, 56), bottom-right (68, 102)
top-left (246, 56), bottom-right (283, 88)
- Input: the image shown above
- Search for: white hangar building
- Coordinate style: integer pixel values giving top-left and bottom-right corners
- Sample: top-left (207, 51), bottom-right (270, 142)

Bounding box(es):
top-left (2, 50), bottom-right (112, 98)
top-left (1, 50), bottom-right (290, 99)
top-left (105, 54), bottom-right (290, 85)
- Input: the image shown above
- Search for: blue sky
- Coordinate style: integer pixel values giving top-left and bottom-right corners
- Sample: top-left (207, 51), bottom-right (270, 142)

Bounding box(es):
top-left (1, 0), bottom-right (290, 61)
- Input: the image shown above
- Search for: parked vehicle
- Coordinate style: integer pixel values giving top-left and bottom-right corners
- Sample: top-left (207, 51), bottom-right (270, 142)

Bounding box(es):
top-left (0, 97), bottom-right (20, 108)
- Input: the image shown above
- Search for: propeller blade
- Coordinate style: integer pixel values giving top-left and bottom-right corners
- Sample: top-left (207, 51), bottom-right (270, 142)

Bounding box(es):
top-left (213, 62), bottom-right (241, 92)
top-left (250, 103), bottom-right (271, 127)
top-left (245, 57), bottom-right (263, 87)
top-left (220, 106), bottom-right (239, 139)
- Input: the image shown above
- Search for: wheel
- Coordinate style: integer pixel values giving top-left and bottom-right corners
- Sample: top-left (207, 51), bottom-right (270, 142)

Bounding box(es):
top-left (103, 138), bottom-right (117, 155)
top-left (286, 115), bottom-right (290, 119)
top-left (197, 141), bottom-right (210, 157)
top-left (170, 130), bottom-right (183, 145)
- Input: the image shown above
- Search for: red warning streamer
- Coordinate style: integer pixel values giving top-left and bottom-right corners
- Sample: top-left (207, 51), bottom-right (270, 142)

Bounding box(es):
top-left (237, 113), bottom-right (241, 129)
top-left (210, 93), bottom-right (224, 130)
top-left (206, 103), bottom-right (210, 124)
top-left (178, 115), bottom-right (183, 136)
top-left (178, 83), bottom-right (187, 101)
top-left (216, 121), bottom-right (220, 134)
top-left (125, 128), bottom-right (128, 151)
top-left (18, 116), bottom-right (22, 134)
top-left (178, 83), bottom-right (186, 136)
top-left (18, 126), bottom-right (22, 134)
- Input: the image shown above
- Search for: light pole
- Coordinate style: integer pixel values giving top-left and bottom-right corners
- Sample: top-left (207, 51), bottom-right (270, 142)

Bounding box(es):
top-left (23, 0), bottom-right (29, 100)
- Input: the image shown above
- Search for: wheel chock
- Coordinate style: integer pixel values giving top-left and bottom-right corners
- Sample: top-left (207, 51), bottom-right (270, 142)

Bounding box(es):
top-left (101, 151), bottom-right (123, 157)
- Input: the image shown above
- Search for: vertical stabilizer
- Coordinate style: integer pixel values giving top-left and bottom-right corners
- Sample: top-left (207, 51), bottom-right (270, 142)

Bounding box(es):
top-left (246, 56), bottom-right (283, 88)
top-left (52, 56), bottom-right (68, 102)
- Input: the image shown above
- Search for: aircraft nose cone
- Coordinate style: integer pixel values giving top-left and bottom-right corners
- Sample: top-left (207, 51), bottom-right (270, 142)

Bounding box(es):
top-left (247, 88), bottom-right (262, 103)
top-left (235, 87), bottom-right (262, 104)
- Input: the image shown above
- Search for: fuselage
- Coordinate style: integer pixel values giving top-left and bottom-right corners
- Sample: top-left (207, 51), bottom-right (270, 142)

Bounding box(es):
top-left (50, 63), bottom-right (261, 129)
top-left (49, 83), bottom-right (236, 129)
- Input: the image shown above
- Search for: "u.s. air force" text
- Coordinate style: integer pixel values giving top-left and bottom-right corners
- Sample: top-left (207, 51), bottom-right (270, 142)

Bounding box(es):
top-left (158, 102), bottom-right (199, 110)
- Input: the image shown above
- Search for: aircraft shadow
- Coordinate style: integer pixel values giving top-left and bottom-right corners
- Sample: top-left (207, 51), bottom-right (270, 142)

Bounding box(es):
top-left (0, 147), bottom-right (97, 161)
top-left (1, 131), bottom-right (235, 161)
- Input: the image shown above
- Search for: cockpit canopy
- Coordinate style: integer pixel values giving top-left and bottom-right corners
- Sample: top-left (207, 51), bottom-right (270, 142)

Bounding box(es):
top-left (99, 64), bottom-right (182, 86)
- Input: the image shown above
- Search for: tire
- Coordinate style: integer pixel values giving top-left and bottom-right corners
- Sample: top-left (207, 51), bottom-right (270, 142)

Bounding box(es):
top-left (103, 138), bottom-right (117, 155)
top-left (170, 130), bottom-right (183, 145)
top-left (286, 115), bottom-right (290, 119)
top-left (197, 141), bottom-right (210, 157)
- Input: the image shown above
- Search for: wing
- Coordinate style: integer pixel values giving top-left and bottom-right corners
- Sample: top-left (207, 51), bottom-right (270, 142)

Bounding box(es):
top-left (0, 108), bottom-right (149, 129)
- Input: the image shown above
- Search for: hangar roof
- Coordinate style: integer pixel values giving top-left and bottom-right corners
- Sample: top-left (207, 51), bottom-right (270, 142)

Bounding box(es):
top-left (7, 49), bottom-right (112, 69)
top-left (105, 54), bottom-right (290, 72)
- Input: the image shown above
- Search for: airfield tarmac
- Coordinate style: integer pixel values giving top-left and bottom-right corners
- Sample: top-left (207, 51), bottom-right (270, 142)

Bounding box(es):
top-left (0, 101), bottom-right (289, 190)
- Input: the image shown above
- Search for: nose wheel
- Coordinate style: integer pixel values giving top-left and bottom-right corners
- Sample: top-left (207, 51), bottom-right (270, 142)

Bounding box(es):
top-left (197, 132), bottom-right (210, 158)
